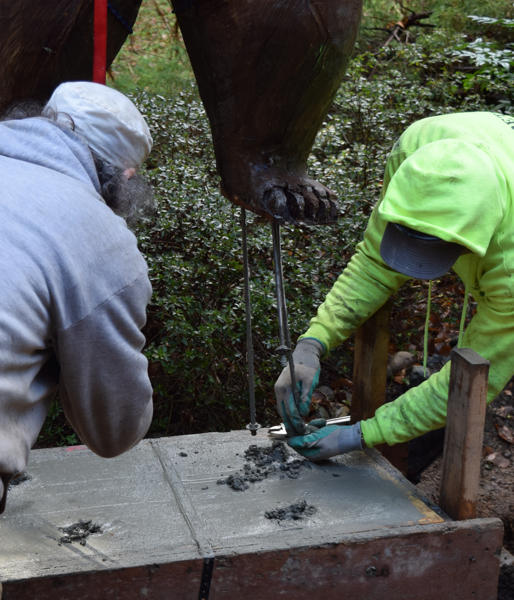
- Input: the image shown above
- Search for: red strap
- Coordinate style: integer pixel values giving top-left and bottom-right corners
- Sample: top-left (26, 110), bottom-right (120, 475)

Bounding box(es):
top-left (93, 0), bottom-right (108, 83)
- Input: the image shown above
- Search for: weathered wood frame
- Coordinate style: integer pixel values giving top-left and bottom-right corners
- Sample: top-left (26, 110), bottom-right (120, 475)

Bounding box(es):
top-left (439, 348), bottom-right (489, 520)
top-left (351, 310), bottom-right (490, 521)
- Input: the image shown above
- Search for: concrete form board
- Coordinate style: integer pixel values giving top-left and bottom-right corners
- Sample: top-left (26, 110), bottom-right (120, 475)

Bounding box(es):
top-left (0, 430), bottom-right (503, 599)
top-left (210, 519), bottom-right (503, 600)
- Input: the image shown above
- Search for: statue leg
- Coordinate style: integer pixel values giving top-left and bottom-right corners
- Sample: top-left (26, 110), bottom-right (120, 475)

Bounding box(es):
top-left (0, 0), bottom-right (141, 113)
top-left (174, 0), bottom-right (362, 224)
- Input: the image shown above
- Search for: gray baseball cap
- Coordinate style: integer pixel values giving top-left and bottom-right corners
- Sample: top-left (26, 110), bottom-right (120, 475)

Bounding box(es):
top-left (380, 222), bottom-right (465, 279)
top-left (45, 81), bottom-right (152, 170)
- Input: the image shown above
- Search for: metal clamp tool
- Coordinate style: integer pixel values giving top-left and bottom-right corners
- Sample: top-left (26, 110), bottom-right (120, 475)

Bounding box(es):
top-left (268, 415), bottom-right (351, 440)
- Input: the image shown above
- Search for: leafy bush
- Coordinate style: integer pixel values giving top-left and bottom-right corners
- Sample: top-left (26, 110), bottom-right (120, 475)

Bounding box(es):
top-left (450, 15), bottom-right (514, 111)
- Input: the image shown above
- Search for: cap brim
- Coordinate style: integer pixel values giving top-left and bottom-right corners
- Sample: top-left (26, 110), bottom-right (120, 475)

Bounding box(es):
top-left (380, 222), bottom-right (463, 279)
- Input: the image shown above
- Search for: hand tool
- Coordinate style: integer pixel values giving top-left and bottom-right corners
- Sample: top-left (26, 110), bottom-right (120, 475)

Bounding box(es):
top-left (268, 415), bottom-right (351, 440)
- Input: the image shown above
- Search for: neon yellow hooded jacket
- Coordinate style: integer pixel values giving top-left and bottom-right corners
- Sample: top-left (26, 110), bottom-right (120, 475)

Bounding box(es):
top-left (301, 112), bottom-right (514, 447)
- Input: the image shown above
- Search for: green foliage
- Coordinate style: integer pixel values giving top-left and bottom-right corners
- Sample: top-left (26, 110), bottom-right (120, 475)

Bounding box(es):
top-left (468, 15), bottom-right (514, 28)
top-left (450, 15), bottom-right (514, 111)
top-left (109, 0), bottom-right (194, 95)
top-left (432, 1), bottom-right (513, 33)
top-left (36, 400), bottom-right (79, 448)
top-left (361, 0), bottom-right (513, 32)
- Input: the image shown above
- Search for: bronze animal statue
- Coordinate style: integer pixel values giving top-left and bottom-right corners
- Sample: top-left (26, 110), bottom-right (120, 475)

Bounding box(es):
top-left (1, 0), bottom-right (363, 224)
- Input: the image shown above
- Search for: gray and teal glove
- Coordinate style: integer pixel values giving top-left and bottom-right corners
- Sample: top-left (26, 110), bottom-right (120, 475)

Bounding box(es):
top-left (288, 421), bottom-right (364, 461)
top-left (274, 338), bottom-right (324, 435)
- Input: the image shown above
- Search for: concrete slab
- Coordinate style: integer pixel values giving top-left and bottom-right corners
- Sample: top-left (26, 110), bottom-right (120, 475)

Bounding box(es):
top-left (153, 430), bottom-right (443, 556)
top-left (0, 430), bottom-right (503, 599)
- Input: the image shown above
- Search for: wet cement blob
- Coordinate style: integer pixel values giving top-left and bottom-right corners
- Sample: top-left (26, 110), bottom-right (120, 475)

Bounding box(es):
top-left (58, 520), bottom-right (102, 546)
top-left (217, 441), bottom-right (310, 491)
top-left (220, 474), bottom-right (250, 491)
top-left (265, 499), bottom-right (316, 522)
top-left (9, 472), bottom-right (31, 486)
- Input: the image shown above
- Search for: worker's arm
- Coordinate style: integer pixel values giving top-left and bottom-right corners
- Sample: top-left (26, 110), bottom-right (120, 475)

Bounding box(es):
top-left (300, 205), bottom-right (409, 351)
top-left (275, 205), bottom-right (409, 435)
top-left (361, 298), bottom-right (514, 447)
top-left (56, 271), bottom-right (153, 458)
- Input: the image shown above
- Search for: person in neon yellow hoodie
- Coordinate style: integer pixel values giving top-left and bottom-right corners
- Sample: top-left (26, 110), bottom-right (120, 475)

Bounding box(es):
top-left (274, 111), bottom-right (514, 461)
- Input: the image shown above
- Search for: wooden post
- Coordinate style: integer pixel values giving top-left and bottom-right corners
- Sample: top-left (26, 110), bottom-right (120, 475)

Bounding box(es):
top-left (351, 301), bottom-right (391, 422)
top-left (351, 301), bottom-right (410, 474)
top-left (439, 347), bottom-right (489, 521)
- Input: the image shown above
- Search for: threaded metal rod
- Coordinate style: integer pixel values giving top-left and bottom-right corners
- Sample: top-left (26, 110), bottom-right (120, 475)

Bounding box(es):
top-left (241, 208), bottom-right (259, 435)
top-left (271, 219), bottom-right (305, 434)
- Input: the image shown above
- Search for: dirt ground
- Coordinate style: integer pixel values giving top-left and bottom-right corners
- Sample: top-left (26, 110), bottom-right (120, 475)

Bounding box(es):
top-left (415, 385), bottom-right (514, 599)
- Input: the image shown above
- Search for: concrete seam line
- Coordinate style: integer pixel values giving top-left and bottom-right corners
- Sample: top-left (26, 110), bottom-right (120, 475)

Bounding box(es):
top-left (149, 440), bottom-right (215, 558)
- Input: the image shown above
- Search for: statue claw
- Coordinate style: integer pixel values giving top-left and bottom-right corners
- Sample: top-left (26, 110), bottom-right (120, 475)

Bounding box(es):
top-left (257, 180), bottom-right (338, 225)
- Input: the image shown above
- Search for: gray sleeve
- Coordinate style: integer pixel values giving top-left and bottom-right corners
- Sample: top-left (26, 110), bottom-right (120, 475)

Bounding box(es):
top-left (56, 272), bottom-right (153, 458)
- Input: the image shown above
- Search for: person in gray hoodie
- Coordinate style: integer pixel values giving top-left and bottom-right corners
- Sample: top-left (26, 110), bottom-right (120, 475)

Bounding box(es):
top-left (0, 82), bottom-right (155, 512)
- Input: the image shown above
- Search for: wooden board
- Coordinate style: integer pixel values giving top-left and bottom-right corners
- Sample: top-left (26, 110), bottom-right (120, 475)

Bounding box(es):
top-left (440, 347), bottom-right (489, 520)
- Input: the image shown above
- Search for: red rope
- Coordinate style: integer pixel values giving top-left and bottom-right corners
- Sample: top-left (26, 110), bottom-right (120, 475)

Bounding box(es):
top-left (93, 0), bottom-right (108, 83)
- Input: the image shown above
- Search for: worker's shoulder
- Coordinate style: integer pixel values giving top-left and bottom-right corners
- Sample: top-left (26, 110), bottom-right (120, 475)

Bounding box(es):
top-left (0, 152), bottom-right (146, 308)
top-left (1, 152), bottom-right (133, 249)
top-left (393, 112), bottom-right (514, 178)
top-left (48, 207), bottom-right (148, 331)
top-left (403, 111), bottom-right (513, 143)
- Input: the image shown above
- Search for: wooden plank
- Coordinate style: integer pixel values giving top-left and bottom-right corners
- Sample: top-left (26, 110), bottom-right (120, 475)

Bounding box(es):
top-left (439, 347), bottom-right (489, 520)
top-left (210, 519), bottom-right (503, 600)
top-left (351, 301), bottom-right (409, 474)
top-left (1, 560), bottom-right (202, 600)
top-left (351, 301), bottom-right (391, 422)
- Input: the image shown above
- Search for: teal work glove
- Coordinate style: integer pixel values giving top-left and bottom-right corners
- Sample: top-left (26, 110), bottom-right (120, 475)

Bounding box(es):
top-left (274, 338), bottom-right (323, 436)
top-left (288, 421), bottom-right (363, 461)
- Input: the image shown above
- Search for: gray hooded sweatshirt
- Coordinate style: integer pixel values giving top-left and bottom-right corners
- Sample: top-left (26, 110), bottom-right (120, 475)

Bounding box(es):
top-left (0, 117), bottom-right (153, 494)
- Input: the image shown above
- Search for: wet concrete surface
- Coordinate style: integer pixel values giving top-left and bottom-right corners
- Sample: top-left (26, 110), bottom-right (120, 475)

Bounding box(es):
top-left (216, 440), bottom-right (310, 490)
top-left (264, 499), bottom-right (316, 522)
top-left (0, 429), bottom-right (444, 584)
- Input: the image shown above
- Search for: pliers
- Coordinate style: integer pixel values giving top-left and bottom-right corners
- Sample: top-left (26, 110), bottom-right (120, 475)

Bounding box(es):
top-left (268, 415), bottom-right (351, 440)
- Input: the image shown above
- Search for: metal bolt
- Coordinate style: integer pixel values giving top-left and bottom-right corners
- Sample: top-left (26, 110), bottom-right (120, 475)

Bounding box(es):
top-left (365, 566), bottom-right (377, 577)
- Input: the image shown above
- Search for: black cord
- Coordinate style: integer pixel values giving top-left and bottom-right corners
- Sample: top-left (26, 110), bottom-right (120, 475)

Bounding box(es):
top-left (108, 1), bottom-right (134, 34)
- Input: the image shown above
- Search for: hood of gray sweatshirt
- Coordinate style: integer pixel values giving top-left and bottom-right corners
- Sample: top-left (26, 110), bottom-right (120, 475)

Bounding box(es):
top-left (0, 116), bottom-right (101, 194)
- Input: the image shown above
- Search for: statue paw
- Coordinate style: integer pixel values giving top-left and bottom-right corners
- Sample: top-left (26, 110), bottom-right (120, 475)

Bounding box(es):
top-left (261, 179), bottom-right (339, 225)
